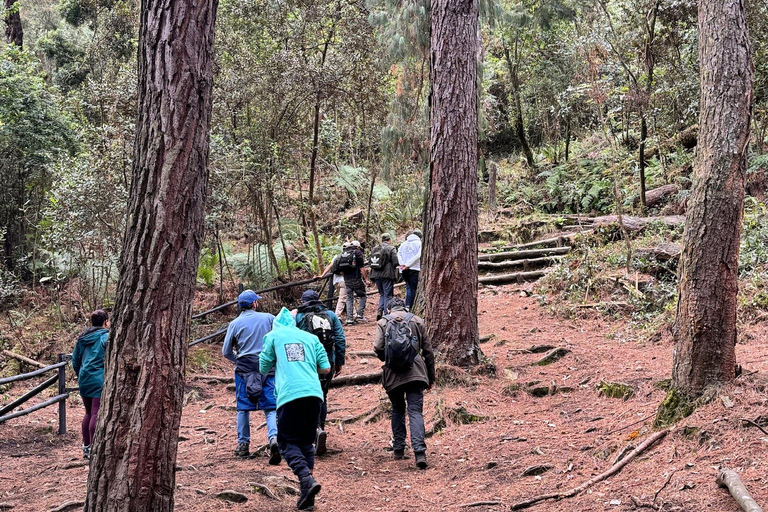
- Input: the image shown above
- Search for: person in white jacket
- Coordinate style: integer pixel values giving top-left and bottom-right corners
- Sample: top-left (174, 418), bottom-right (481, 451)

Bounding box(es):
top-left (397, 229), bottom-right (422, 310)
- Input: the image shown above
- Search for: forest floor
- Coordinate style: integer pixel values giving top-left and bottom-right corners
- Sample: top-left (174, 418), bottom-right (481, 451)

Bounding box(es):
top-left (2, 285), bottom-right (768, 512)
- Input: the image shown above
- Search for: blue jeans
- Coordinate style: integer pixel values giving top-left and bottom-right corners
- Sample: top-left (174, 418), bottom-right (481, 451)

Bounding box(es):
top-left (402, 269), bottom-right (419, 310)
top-left (237, 409), bottom-right (277, 444)
top-left (375, 278), bottom-right (394, 316)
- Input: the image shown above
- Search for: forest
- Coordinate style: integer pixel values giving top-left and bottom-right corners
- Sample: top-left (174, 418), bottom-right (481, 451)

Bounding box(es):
top-left (1, 0), bottom-right (767, 510)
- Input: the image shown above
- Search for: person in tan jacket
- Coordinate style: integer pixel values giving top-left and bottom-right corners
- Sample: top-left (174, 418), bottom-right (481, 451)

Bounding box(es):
top-left (373, 297), bottom-right (435, 469)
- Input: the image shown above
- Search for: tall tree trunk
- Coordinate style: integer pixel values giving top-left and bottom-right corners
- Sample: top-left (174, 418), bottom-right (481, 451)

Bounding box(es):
top-left (424, 0), bottom-right (479, 366)
top-left (365, 167), bottom-right (378, 248)
top-left (564, 116), bottom-right (571, 162)
top-left (3, 0), bottom-right (23, 47)
top-left (639, 114), bottom-right (648, 207)
top-left (638, 0), bottom-right (660, 210)
top-left (671, 0), bottom-right (752, 395)
top-left (84, 0), bottom-right (218, 510)
top-left (502, 44), bottom-right (535, 169)
top-left (308, 99), bottom-right (325, 271)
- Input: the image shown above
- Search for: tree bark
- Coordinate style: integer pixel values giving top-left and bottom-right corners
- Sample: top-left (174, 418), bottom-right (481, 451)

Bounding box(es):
top-left (424, 0), bottom-right (479, 366)
top-left (671, 0), bottom-right (753, 395)
top-left (502, 43), bottom-right (535, 169)
top-left (83, 0), bottom-right (218, 510)
top-left (638, 0), bottom-right (660, 210)
top-left (488, 161), bottom-right (497, 212)
top-left (3, 0), bottom-right (23, 47)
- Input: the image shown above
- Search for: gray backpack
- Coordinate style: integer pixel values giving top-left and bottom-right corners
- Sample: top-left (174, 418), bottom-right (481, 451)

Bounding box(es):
top-left (383, 313), bottom-right (418, 373)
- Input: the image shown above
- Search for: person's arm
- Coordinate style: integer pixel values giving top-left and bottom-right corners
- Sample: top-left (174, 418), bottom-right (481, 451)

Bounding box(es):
top-left (221, 322), bottom-right (237, 363)
top-left (71, 339), bottom-right (83, 375)
top-left (390, 246), bottom-right (399, 268)
top-left (319, 260), bottom-right (334, 278)
top-left (259, 335), bottom-right (276, 375)
top-left (315, 337), bottom-right (331, 374)
top-left (373, 322), bottom-right (386, 361)
top-left (330, 313), bottom-right (346, 373)
top-left (417, 321), bottom-right (435, 387)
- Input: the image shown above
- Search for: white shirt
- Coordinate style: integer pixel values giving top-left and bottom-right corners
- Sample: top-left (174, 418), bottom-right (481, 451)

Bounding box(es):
top-left (397, 234), bottom-right (422, 271)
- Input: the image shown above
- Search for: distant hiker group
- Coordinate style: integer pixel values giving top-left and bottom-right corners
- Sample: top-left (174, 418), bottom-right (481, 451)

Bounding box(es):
top-left (70, 229), bottom-right (428, 511)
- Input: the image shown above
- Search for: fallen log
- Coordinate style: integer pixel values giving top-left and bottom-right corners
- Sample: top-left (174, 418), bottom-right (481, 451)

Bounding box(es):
top-left (1, 350), bottom-right (46, 369)
top-left (50, 502), bottom-right (85, 512)
top-left (643, 184), bottom-right (679, 208)
top-left (591, 214), bottom-right (684, 232)
top-left (478, 256), bottom-right (564, 271)
top-left (329, 371), bottom-right (382, 388)
top-left (188, 374), bottom-right (233, 383)
top-left (347, 351), bottom-right (377, 358)
top-left (478, 270), bottom-right (546, 285)
top-left (510, 429), bottom-right (668, 510)
top-left (478, 247), bottom-right (570, 262)
top-left (492, 232), bottom-right (590, 252)
top-left (717, 469), bottom-right (764, 512)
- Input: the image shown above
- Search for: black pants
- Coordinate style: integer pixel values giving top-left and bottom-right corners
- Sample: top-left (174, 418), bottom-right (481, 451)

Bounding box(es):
top-left (277, 397), bottom-right (322, 481)
top-left (318, 370), bottom-right (333, 430)
top-left (387, 382), bottom-right (427, 453)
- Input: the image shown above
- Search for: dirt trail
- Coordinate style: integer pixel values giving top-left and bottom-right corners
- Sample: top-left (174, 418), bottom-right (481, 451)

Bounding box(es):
top-left (2, 287), bottom-right (767, 511)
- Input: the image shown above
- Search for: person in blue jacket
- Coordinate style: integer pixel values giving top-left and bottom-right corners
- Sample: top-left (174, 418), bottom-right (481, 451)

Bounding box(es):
top-left (294, 289), bottom-right (345, 456)
top-left (71, 309), bottom-right (109, 459)
top-left (260, 308), bottom-right (330, 511)
top-left (222, 289), bottom-right (280, 464)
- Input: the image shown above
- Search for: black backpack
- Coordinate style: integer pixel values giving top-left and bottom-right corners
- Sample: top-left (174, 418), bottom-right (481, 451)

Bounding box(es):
top-left (383, 313), bottom-right (418, 373)
top-left (302, 311), bottom-right (334, 352)
top-left (369, 245), bottom-right (388, 270)
top-left (336, 249), bottom-right (357, 273)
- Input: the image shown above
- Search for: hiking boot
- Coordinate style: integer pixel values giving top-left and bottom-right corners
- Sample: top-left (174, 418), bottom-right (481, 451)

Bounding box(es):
top-left (297, 476), bottom-right (321, 510)
top-left (356, 316), bottom-right (369, 323)
top-left (233, 442), bottom-right (250, 458)
top-left (315, 428), bottom-right (327, 456)
top-left (83, 445), bottom-right (91, 460)
top-left (415, 452), bottom-right (427, 469)
top-left (393, 449), bottom-right (404, 460)
top-left (268, 437), bottom-right (282, 465)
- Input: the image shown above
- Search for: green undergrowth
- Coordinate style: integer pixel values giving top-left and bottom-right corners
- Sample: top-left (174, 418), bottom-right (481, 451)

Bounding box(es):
top-left (535, 199), bottom-right (768, 336)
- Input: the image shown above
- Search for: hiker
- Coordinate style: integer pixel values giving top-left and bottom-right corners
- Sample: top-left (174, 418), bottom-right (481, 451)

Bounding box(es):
top-left (338, 240), bottom-right (369, 325)
top-left (373, 297), bottom-right (435, 469)
top-left (369, 233), bottom-right (399, 320)
top-left (71, 309), bottom-right (110, 459)
top-left (222, 289), bottom-right (281, 465)
top-left (295, 289), bottom-right (346, 455)
top-left (397, 229), bottom-right (422, 310)
top-left (319, 243), bottom-right (348, 317)
top-left (260, 307), bottom-right (331, 511)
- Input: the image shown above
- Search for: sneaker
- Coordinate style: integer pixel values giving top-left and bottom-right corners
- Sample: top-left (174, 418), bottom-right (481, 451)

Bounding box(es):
top-left (393, 449), bottom-right (404, 460)
top-left (315, 429), bottom-right (327, 456)
top-left (345, 318), bottom-right (356, 326)
top-left (233, 442), bottom-right (250, 458)
top-left (415, 452), bottom-right (427, 469)
top-left (83, 445), bottom-right (91, 460)
top-left (268, 437), bottom-right (281, 465)
top-left (297, 476), bottom-right (322, 510)
top-left (356, 316), bottom-right (369, 323)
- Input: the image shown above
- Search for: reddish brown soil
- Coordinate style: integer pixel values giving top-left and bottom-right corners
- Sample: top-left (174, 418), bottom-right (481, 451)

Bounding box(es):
top-left (2, 287), bottom-right (768, 512)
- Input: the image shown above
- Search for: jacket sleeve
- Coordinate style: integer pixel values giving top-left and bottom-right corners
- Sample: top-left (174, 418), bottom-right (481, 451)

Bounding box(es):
top-left (71, 339), bottom-right (83, 375)
top-left (330, 312), bottom-right (346, 366)
top-left (390, 246), bottom-right (399, 267)
top-left (259, 335), bottom-right (276, 375)
top-left (373, 321), bottom-right (386, 361)
top-left (221, 322), bottom-right (237, 363)
top-left (315, 337), bottom-right (331, 371)
top-left (417, 322), bottom-right (435, 385)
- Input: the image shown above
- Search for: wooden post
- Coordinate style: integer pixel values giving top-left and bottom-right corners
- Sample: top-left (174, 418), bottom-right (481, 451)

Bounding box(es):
top-left (57, 354), bottom-right (66, 435)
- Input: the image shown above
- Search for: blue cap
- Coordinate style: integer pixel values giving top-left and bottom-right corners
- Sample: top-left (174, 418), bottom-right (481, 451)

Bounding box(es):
top-left (301, 290), bottom-right (320, 303)
top-left (238, 289), bottom-right (262, 307)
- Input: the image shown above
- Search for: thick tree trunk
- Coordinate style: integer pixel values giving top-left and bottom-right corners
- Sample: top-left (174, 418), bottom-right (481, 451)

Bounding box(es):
top-left (83, 1), bottom-right (218, 510)
top-left (3, 0), bottom-right (23, 47)
top-left (671, 0), bottom-right (752, 395)
top-left (424, 0), bottom-right (479, 366)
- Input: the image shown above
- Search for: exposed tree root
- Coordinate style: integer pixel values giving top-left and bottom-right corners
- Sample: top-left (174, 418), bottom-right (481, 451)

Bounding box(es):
top-left (717, 469), bottom-right (764, 512)
top-left (510, 429), bottom-right (669, 510)
top-left (654, 389), bottom-right (698, 428)
top-left (435, 364), bottom-right (477, 387)
top-left (329, 371), bottom-right (382, 388)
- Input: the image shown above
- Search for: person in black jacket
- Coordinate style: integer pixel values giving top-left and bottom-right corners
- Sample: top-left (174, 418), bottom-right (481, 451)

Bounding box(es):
top-left (342, 240), bottom-right (369, 325)
top-left (369, 233), bottom-right (399, 320)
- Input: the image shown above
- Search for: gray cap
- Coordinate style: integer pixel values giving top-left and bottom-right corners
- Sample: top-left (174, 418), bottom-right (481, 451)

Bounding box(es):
top-left (381, 233), bottom-right (391, 241)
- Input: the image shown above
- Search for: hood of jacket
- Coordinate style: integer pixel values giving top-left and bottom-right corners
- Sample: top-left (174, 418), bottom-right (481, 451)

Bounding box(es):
top-left (77, 327), bottom-right (108, 346)
top-left (296, 300), bottom-right (327, 315)
top-left (406, 233), bottom-right (420, 243)
top-left (272, 307), bottom-right (297, 330)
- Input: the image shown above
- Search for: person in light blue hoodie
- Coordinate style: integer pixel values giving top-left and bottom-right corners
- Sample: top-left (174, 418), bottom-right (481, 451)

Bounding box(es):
top-left (260, 307), bottom-right (330, 511)
top-left (72, 309), bottom-right (109, 459)
top-left (222, 289), bottom-right (280, 464)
